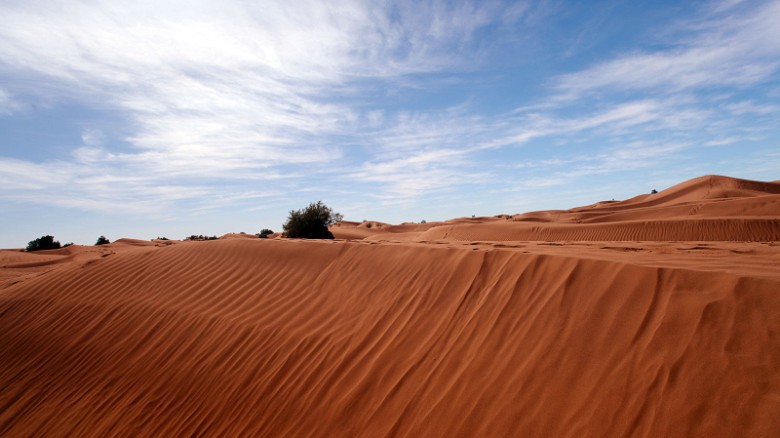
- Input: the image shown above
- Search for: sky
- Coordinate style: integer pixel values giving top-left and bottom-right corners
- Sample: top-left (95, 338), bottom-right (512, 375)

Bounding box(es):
top-left (1, 0), bottom-right (779, 247)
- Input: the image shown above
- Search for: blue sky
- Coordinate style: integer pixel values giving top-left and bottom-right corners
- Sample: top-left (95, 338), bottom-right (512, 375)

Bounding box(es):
top-left (1, 0), bottom-right (779, 247)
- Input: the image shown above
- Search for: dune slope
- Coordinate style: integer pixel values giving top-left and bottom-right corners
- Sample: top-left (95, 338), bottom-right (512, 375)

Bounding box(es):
top-left (1, 238), bottom-right (779, 437)
top-left (354, 175), bottom-right (780, 241)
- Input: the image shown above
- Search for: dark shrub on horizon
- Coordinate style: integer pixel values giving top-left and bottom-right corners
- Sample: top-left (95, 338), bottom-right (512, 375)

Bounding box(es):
top-left (185, 235), bottom-right (218, 241)
top-left (95, 236), bottom-right (110, 246)
top-left (258, 229), bottom-right (274, 238)
top-left (26, 235), bottom-right (61, 252)
top-left (283, 201), bottom-right (342, 239)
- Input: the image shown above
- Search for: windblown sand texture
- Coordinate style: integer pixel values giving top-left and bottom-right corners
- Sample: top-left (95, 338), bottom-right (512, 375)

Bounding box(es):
top-left (1, 175), bottom-right (779, 437)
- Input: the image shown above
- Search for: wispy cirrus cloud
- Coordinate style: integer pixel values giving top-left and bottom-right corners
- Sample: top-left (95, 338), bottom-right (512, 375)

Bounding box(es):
top-left (0, 0), bottom-right (526, 210)
top-left (0, 88), bottom-right (23, 115)
top-left (552, 0), bottom-right (780, 99)
top-left (348, 86), bottom-right (770, 201)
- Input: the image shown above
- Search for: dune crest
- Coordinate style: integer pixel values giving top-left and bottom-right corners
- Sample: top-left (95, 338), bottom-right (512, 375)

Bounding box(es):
top-left (336, 175), bottom-right (780, 242)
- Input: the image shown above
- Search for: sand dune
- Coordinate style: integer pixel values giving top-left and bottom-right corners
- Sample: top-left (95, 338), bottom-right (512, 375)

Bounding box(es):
top-left (348, 175), bottom-right (780, 242)
top-left (1, 174), bottom-right (779, 436)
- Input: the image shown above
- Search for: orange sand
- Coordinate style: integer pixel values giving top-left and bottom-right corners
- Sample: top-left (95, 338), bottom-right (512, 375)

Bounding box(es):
top-left (333, 175), bottom-right (780, 242)
top-left (1, 175), bottom-right (779, 436)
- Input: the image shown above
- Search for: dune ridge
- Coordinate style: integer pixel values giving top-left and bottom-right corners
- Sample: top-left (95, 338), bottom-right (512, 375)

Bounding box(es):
top-left (336, 175), bottom-right (780, 242)
top-left (402, 218), bottom-right (780, 242)
top-left (1, 237), bottom-right (779, 437)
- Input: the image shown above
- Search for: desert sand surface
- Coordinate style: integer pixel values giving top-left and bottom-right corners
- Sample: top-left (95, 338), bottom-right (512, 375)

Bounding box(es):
top-left (333, 174), bottom-right (780, 242)
top-left (1, 175), bottom-right (779, 437)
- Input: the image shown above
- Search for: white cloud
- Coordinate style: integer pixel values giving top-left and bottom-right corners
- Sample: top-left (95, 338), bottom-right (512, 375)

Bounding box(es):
top-left (721, 100), bottom-right (780, 115)
top-left (351, 147), bottom-right (474, 200)
top-left (0, 88), bottom-right (22, 115)
top-left (0, 0), bottom-right (523, 209)
top-left (80, 129), bottom-right (104, 147)
top-left (706, 136), bottom-right (744, 146)
top-left (0, 159), bottom-right (66, 190)
top-left (0, 1), bottom-right (508, 177)
top-left (710, 0), bottom-right (750, 13)
top-left (347, 87), bottom-right (766, 201)
top-left (553, 1), bottom-right (780, 98)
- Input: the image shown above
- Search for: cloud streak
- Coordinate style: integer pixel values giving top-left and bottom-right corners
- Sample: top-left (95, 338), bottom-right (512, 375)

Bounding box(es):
top-left (553, 0), bottom-right (780, 99)
top-left (0, 0), bottom-right (523, 208)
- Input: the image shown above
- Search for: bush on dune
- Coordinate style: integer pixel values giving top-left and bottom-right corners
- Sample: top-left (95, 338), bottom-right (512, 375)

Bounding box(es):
top-left (26, 235), bottom-right (61, 252)
top-left (283, 201), bottom-right (342, 239)
top-left (95, 236), bottom-right (110, 245)
top-left (185, 235), bottom-right (218, 241)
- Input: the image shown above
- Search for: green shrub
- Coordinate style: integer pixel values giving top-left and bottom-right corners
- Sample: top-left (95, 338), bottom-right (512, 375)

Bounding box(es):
top-left (283, 201), bottom-right (342, 239)
top-left (185, 234), bottom-right (217, 241)
top-left (95, 236), bottom-right (110, 245)
top-left (26, 235), bottom-right (61, 252)
top-left (258, 229), bottom-right (274, 238)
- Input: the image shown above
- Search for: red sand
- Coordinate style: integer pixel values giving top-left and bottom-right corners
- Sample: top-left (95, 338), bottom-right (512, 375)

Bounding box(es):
top-left (1, 175), bottom-right (779, 436)
top-left (334, 175), bottom-right (780, 242)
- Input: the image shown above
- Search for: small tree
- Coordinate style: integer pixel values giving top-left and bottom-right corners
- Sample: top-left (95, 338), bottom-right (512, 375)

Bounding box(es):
top-left (95, 236), bottom-right (110, 245)
top-left (258, 229), bottom-right (274, 238)
top-left (283, 201), bottom-right (342, 239)
top-left (26, 235), bottom-right (61, 252)
top-left (651, 189), bottom-right (659, 194)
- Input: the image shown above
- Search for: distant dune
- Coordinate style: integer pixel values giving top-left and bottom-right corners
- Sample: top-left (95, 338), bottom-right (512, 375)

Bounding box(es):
top-left (334, 175), bottom-right (780, 242)
top-left (1, 175), bottom-right (779, 436)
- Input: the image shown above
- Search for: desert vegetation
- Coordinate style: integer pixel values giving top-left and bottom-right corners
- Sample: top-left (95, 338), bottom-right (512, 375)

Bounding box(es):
top-left (185, 235), bottom-right (218, 241)
top-left (283, 201), bottom-right (342, 239)
top-left (95, 236), bottom-right (110, 245)
top-left (26, 235), bottom-right (61, 252)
